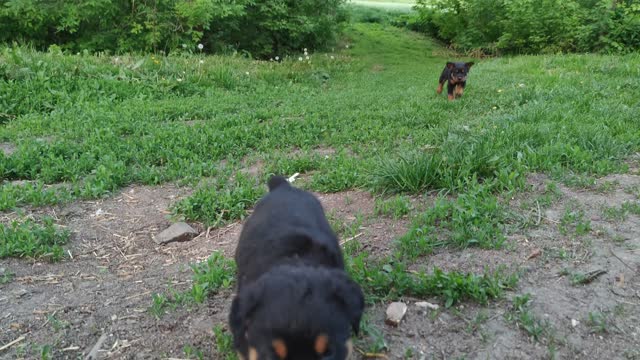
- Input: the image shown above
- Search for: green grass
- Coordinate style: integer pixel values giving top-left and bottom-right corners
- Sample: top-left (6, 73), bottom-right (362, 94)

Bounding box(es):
top-left (0, 269), bottom-right (14, 284)
top-left (171, 173), bottom-right (265, 226)
top-left (505, 294), bottom-right (554, 343)
top-left (587, 311), bottom-right (609, 334)
top-left (374, 195), bottom-right (413, 219)
top-left (397, 183), bottom-right (509, 259)
top-left (150, 252), bottom-right (235, 317)
top-left (602, 201), bottom-right (640, 222)
top-left (213, 325), bottom-right (238, 360)
top-left (2, 24), bottom-right (639, 233)
top-left (0, 217), bottom-right (70, 261)
top-left (559, 203), bottom-right (592, 236)
top-left (347, 252), bottom-right (518, 307)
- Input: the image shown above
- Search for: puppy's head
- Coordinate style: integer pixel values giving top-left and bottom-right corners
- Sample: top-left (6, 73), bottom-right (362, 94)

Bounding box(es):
top-left (446, 61), bottom-right (474, 83)
top-left (230, 265), bottom-right (364, 360)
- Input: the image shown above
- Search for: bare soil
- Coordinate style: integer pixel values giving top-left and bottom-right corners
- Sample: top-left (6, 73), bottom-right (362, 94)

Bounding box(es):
top-left (1, 171), bottom-right (639, 359)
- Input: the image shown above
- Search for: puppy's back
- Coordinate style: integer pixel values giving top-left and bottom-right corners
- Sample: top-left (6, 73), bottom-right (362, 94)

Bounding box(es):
top-left (235, 176), bottom-right (344, 287)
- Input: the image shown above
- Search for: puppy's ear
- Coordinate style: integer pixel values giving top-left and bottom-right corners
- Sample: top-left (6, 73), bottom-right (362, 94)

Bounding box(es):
top-left (229, 286), bottom-right (263, 341)
top-left (465, 62), bottom-right (474, 69)
top-left (446, 62), bottom-right (455, 69)
top-left (332, 278), bottom-right (365, 335)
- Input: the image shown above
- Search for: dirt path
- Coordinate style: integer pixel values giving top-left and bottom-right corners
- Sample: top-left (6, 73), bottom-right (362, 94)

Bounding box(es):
top-left (349, 0), bottom-right (416, 11)
top-left (2, 167), bottom-right (640, 359)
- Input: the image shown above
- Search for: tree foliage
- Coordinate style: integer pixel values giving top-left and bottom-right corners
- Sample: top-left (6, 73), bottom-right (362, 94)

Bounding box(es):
top-left (412, 0), bottom-right (640, 54)
top-left (0, 0), bottom-right (347, 57)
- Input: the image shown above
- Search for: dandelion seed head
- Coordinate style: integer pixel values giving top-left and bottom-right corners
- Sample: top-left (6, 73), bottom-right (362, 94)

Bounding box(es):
top-left (298, 57), bottom-right (303, 61)
top-left (275, 56), bottom-right (280, 61)
top-left (197, 43), bottom-right (204, 50)
top-left (177, 78), bottom-right (183, 82)
top-left (305, 56), bottom-right (309, 60)
top-left (330, 56), bottom-right (335, 60)
top-left (199, 60), bottom-right (204, 64)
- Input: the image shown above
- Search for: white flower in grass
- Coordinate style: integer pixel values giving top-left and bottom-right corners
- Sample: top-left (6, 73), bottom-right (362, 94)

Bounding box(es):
top-left (177, 78), bottom-right (183, 82)
top-left (305, 56), bottom-right (309, 60)
top-left (275, 56), bottom-right (280, 61)
top-left (199, 60), bottom-right (204, 64)
top-left (304, 48), bottom-right (307, 52)
top-left (345, 44), bottom-right (349, 49)
top-left (197, 43), bottom-right (204, 50)
top-left (245, 72), bottom-right (250, 75)
top-left (298, 57), bottom-right (303, 61)
top-left (330, 56), bottom-right (335, 60)
top-left (182, 44), bottom-right (187, 49)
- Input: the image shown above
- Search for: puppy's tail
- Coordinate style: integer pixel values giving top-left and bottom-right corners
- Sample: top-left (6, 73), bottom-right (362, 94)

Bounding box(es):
top-left (267, 175), bottom-right (290, 192)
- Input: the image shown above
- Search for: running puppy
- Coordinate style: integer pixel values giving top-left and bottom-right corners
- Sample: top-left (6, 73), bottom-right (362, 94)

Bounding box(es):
top-left (437, 61), bottom-right (474, 100)
top-left (229, 176), bottom-right (364, 360)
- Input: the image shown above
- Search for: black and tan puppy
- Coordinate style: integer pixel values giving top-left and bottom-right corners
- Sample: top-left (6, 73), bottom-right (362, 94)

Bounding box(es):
top-left (437, 61), bottom-right (474, 100)
top-left (230, 175), bottom-right (364, 360)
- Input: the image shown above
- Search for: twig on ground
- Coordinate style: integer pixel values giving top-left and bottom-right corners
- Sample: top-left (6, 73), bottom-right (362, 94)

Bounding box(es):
top-left (0, 335), bottom-right (26, 351)
top-left (340, 232), bottom-right (363, 246)
top-left (609, 248), bottom-right (635, 271)
top-left (85, 333), bottom-right (108, 360)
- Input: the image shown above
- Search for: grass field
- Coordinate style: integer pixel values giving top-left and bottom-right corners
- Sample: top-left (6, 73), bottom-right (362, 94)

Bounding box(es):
top-left (1, 6), bottom-right (639, 359)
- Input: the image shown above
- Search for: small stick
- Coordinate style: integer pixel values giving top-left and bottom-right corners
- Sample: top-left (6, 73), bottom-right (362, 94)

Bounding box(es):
top-left (609, 248), bottom-right (635, 271)
top-left (535, 200), bottom-right (542, 225)
top-left (355, 347), bottom-right (388, 359)
top-left (85, 333), bottom-right (108, 360)
top-left (340, 232), bottom-right (363, 246)
top-left (0, 335), bottom-right (25, 351)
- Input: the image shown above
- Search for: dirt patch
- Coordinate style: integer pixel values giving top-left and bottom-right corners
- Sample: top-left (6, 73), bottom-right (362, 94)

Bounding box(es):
top-left (317, 190), bottom-right (412, 257)
top-left (1, 173), bottom-right (639, 359)
top-left (371, 64), bottom-right (385, 72)
top-left (0, 186), bottom-right (410, 358)
top-left (0, 142), bottom-right (16, 156)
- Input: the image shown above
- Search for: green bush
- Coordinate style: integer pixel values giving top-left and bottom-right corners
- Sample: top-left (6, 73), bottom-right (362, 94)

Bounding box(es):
top-left (411, 0), bottom-right (640, 54)
top-left (0, 0), bottom-right (347, 58)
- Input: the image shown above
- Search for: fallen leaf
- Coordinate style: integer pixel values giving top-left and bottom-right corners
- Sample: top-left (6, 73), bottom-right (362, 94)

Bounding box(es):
top-left (527, 248), bottom-right (542, 260)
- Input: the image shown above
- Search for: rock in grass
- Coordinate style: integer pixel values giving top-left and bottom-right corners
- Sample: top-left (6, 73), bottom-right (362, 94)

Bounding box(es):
top-left (385, 302), bottom-right (408, 326)
top-left (153, 222), bottom-right (198, 245)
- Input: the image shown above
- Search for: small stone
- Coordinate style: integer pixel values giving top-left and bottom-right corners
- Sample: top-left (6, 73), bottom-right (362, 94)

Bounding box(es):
top-left (153, 222), bottom-right (199, 245)
top-left (385, 302), bottom-right (407, 326)
top-left (13, 289), bottom-right (28, 298)
top-left (415, 301), bottom-right (439, 310)
top-left (571, 319), bottom-right (580, 328)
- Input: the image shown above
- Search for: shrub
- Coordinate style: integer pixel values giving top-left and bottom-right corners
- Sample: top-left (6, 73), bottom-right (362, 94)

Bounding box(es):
top-left (0, 0), bottom-right (347, 58)
top-left (411, 0), bottom-right (640, 54)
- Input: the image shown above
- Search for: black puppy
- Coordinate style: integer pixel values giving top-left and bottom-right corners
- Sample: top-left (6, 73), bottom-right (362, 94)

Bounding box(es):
top-left (230, 176), bottom-right (364, 360)
top-left (437, 61), bottom-right (474, 100)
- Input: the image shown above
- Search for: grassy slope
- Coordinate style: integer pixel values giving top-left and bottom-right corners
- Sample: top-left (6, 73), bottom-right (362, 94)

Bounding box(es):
top-left (1, 19), bottom-right (639, 240)
top-left (2, 12), bottom-right (640, 358)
